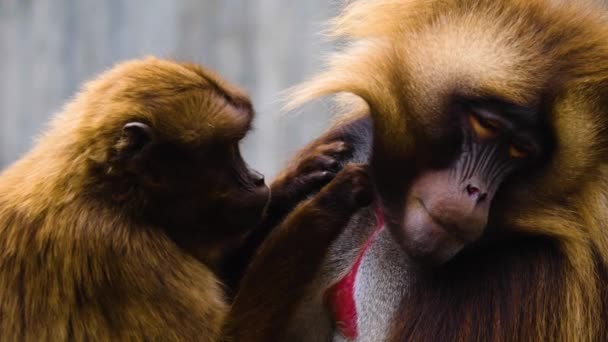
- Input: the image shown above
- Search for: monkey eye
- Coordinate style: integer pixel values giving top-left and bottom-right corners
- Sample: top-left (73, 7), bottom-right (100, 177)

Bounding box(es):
top-left (508, 142), bottom-right (536, 159)
top-left (468, 114), bottom-right (502, 140)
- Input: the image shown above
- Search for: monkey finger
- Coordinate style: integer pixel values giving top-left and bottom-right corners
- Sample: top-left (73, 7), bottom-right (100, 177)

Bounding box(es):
top-left (279, 170), bottom-right (336, 200)
top-left (314, 141), bottom-right (351, 158)
top-left (349, 169), bottom-right (374, 207)
top-left (300, 155), bottom-right (341, 174)
top-left (298, 170), bottom-right (336, 190)
top-left (317, 164), bottom-right (373, 210)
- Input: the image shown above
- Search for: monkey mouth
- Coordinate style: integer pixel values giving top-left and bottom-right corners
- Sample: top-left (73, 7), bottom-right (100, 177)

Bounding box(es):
top-left (223, 185), bottom-right (270, 229)
top-left (400, 198), bottom-right (467, 264)
top-left (417, 198), bottom-right (481, 244)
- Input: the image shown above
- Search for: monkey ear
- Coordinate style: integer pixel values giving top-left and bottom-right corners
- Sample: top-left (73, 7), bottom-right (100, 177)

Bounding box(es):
top-left (116, 122), bottom-right (155, 160)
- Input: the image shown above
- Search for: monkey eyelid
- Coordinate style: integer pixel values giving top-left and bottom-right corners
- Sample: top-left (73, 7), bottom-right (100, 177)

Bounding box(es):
top-left (469, 107), bottom-right (507, 128)
top-left (509, 139), bottom-right (539, 159)
top-left (476, 115), bottom-right (502, 130)
top-left (466, 108), bottom-right (542, 159)
top-left (509, 144), bottom-right (529, 159)
top-left (468, 113), bottom-right (501, 140)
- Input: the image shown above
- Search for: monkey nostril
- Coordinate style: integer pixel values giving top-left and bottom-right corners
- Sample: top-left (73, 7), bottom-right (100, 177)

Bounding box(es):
top-left (466, 184), bottom-right (480, 196)
top-left (466, 184), bottom-right (487, 203)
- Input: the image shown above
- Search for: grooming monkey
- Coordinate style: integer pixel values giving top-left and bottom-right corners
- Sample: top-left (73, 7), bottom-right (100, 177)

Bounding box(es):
top-left (227, 0), bottom-right (608, 341)
top-left (0, 57), bottom-right (352, 340)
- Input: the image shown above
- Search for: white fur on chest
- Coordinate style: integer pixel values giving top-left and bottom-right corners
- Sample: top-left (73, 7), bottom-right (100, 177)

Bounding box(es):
top-left (352, 229), bottom-right (410, 342)
top-left (285, 211), bottom-right (410, 342)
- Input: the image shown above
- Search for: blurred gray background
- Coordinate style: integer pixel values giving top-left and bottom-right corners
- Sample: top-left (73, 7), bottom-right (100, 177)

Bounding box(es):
top-left (0, 0), bottom-right (341, 177)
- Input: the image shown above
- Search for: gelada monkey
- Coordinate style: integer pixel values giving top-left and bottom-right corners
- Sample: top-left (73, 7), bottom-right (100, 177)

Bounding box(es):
top-left (0, 55), bottom-right (363, 340)
top-left (0, 57), bottom-right (278, 340)
top-left (228, 0), bottom-right (608, 341)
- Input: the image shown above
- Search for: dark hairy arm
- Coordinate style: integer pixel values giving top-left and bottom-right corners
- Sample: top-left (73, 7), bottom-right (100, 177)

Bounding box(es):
top-left (223, 164), bottom-right (373, 341)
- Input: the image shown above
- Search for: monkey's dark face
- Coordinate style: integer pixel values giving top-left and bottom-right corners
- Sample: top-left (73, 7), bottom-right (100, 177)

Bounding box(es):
top-left (376, 101), bottom-right (548, 265)
top-left (140, 138), bottom-right (270, 239)
top-left (119, 121), bottom-right (269, 245)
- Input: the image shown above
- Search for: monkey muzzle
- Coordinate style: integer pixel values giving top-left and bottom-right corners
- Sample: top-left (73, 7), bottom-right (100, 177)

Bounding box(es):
top-left (400, 142), bottom-right (515, 265)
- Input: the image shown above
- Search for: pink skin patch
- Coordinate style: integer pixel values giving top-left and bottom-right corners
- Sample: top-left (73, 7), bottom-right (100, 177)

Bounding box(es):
top-left (327, 208), bottom-right (384, 340)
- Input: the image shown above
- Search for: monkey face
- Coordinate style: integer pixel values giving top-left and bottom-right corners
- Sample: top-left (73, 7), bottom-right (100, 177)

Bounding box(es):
top-left (136, 137), bottom-right (270, 237)
top-left (375, 100), bottom-right (550, 265)
top-left (84, 58), bottom-right (270, 248)
top-left (117, 117), bottom-right (269, 246)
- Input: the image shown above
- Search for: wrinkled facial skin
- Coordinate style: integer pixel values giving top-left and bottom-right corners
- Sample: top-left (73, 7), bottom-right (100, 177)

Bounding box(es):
top-left (377, 101), bottom-right (548, 265)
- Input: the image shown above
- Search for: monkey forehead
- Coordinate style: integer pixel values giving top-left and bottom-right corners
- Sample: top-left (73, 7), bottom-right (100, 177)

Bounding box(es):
top-left (402, 19), bottom-right (545, 107)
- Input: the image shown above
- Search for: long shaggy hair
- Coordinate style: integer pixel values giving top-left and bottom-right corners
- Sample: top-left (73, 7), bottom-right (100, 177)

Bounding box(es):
top-left (288, 0), bottom-right (608, 340)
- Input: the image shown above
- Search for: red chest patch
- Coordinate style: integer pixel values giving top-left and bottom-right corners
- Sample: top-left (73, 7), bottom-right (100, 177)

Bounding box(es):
top-left (326, 208), bottom-right (384, 340)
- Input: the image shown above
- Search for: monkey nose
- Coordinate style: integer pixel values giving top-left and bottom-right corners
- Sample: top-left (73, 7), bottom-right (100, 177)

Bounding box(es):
top-left (466, 184), bottom-right (487, 203)
top-left (250, 170), bottom-right (266, 186)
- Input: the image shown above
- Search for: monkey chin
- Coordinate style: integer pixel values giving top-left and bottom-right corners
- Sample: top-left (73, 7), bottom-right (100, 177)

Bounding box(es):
top-left (399, 204), bottom-right (467, 266)
top-left (219, 185), bottom-right (270, 235)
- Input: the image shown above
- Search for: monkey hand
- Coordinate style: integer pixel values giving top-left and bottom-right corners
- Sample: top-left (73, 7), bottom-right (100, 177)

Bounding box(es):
top-left (225, 164), bottom-right (373, 342)
top-left (313, 163), bottom-right (373, 214)
top-left (268, 138), bottom-right (353, 219)
top-left (220, 140), bottom-right (356, 293)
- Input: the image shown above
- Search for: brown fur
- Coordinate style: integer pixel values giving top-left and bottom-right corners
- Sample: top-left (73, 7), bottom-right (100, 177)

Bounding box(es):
top-left (285, 0), bottom-right (608, 341)
top-left (0, 57), bottom-right (265, 340)
top-left (223, 164), bottom-right (373, 341)
top-left (219, 114), bottom-right (373, 341)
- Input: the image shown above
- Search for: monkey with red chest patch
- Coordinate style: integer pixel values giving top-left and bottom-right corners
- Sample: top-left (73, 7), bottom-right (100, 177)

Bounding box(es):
top-left (227, 0), bottom-right (608, 341)
top-left (223, 112), bottom-right (374, 341)
top-left (0, 57), bottom-right (353, 340)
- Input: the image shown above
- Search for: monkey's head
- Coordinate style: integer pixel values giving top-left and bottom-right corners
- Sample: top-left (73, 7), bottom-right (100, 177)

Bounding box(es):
top-left (52, 57), bottom-right (269, 247)
top-left (290, 0), bottom-right (608, 265)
